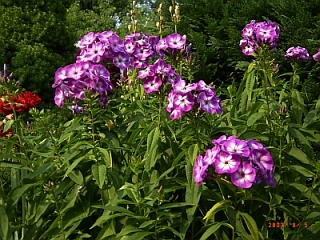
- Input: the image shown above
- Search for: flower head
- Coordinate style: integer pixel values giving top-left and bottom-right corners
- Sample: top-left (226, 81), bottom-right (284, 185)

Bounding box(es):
top-left (285, 46), bottom-right (311, 62)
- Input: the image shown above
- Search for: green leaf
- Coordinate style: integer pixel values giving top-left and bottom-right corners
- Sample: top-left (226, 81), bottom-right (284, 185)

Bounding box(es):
top-left (118, 225), bottom-right (142, 237)
top-left (203, 200), bottom-right (233, 224)
top-left (0, 161), bottom-right (31, 170)
top-left (200, 222), bottom-right (223, 240)
top-left (7, 182), bottom-right (38, 209)
top-left (120, 231), bottom-right (152, 240)
top-left (92, 163), bottom-right (107, 189)
top-left (159, 202), bottom-right (193, 210)
top-left (0, 206), bottom-right (8, 240)
top-left (187, 144), bottom-right (199, 165)
top-left (63, 155), bottom-right (86, 179)
top-left (144, 126), bottom-right (160, 171)
top-left (139, 220), bottom-right (156, 229)
top-left (288, 126), bottom-right (311, 148)
top-left (3, 119), bottom-right (14, 132)
top-left (289, 183), bottom-right (320, 204)
top-left (247, 112), bottom-right (263, 127)
top-left (285, 165), bottom-right (314, 177)
top-left (238, 212), bottom-right (259, 240)
top-left (68, 169), bottom-right (84, 185)
top-left (97, 147), bottom-right (112, 167)
top-left (245, 70), bottom-right (256, 103)
top-left (287, 147), bottom-right (310, 164)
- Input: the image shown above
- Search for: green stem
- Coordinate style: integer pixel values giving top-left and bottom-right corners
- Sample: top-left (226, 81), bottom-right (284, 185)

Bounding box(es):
top-left (51, 185), bottom-right (66, 240)
top-left (262, 70), bottom-right (273, 145)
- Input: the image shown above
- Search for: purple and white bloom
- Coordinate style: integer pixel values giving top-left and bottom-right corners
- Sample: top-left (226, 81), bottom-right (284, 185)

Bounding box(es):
top-left (242, 20), bottom-right (256, 40)
top-left (85, 42), bottom-right (105, 62)
top-left (230, 161), bottom-right (256, 189)
top-left (193, 155), bottom-right (208, 185)
top-left (313, 48), bottom-right (320, 61)
top-left (221, 137), bottom-right (250, 158)
top-left (247, 139), bottom-right (265, 150)
top-left (97, 30), bottom-right (114, 43)
top-left (255, 23), bottom-right (278, 46)
top-left (53, 67), bottom-right (68, 88)
top-left (173, 93), bottom-right (195, 112)
top-left (79, 32), bottom-right (96, 48)
top-left (263, 169), bottom-right (277, 188)
top-left (166, 69), bottom-right (182, 85)
top-left (124, 39), bottom-right (137, 54)
top-left (174, 80), bottom-right (197, 94)
top-left (133, 45), bottom-right (153, 60)
top-left (198, 92), bottom-right (222, 114)
top-left (156, 38), bottom-right (168, 51)
top-left (285, 46), bottom-right (311, 62)
top-left (212, 135), bottom-right (227, 146)
top-left (54, 87), bottom-right (65, 108)
top-left (197, 80), bottom-right (215, 95)
top-left (214, 153), bottom-right (241, 174)
top-left (109, 34), bottom-right (124, 52)
top-left (203, 145), bottom-right (220, 165)
top-left (143, 76), bottom-right (162, 94)
top-left (250, 149), bottom-right (273, 171)
top-left (152, 59), bottom-right (172, 75)
top-left (65, 63), bottom-right (87, 80)
top-left (113, 52), bottom-right (130, 70)
top-left (239, 39), bottom-right (257, 56)
top-left (138, 66), bottom-right (155, 79)
top-left (99, 92), bottom-right (108, 108)
top-left (166, 33), bottom-right (186, 49)
top-left (169, 108), bottom-right (183, 120)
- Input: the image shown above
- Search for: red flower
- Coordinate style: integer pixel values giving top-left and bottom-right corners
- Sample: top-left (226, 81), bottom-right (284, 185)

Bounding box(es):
top-left (0, 91), bottom-right (41, 115)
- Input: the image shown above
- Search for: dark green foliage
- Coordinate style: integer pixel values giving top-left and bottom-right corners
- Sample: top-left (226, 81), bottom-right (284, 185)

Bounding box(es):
top-left (152, 0), bottom-right (320, 99)
top-left (0, 0), bottom-right (74, 102)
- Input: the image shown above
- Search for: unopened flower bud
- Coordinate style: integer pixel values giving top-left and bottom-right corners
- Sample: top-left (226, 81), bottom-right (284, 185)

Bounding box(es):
top-left (134, 20), bottom-right (138, 26)
top-left (174, 5), bottom-right (180, 15)
top-left (132, 1), bottom-right (136, 6)
top-left (169, 6), bottom-right (173, 13)
top-left (156, 22), bottom-right (160, 28)
top-left (160, 15), bottom-right (164, 21)
top-left (128, 25), bottom-right (132, 32)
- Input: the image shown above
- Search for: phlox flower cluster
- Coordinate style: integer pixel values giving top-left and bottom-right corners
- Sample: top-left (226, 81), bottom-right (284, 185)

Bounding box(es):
top-left (285, 46), bottom-right (311, 62)
top-left (193, 135), bottom-right (277, 189)
top-left (0, 91), bottom-right (41, 115)
top-left (53, 30), bottom-right (191, 110)
top-left (239, 20), bottom-right (280, 56)
top-left (166, 80), bottom-right (222, 120)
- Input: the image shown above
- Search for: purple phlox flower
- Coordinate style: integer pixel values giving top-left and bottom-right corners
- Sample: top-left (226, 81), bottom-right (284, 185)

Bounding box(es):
top-left (138, 66), bottom-right (155, 79)
top-left (197, 80), bottom-right (215, 95)
top-left (313, 48), bottom-right (320, 61)
top-left (54, 87), bottom-right (66, 107)
top-left (193, 155), bottom-right (208, 185)
top-left (99, 92), bottom-right (108, 108)
top-left (203, 145), bottom-right (220, 165)
top-left (239, 39), bottom-right (257, 56)
top-left (152, 59), bottom-right (172, 75)
top-left (230, 161), bottom-right (256, 189)
top-left (255, 22), bottom-right (279, 45)
top-left (53, 67), bottom-right (68, 88)
top-left (85, 42), bottom-right (105, 62)
top-left (214, 152), bottom-right (241, 174)
top-left (247, 139), bottom-right (265, 150)
top-left (221, 137), bottom-right (251, 157)
top-left (65, 63), bottom-right (87, 80)
top-left (79, 32), bottom-right (97, 49)
top-left (173, 92), bottom-right (195, 112)
top-left (156, 38), bottom-right (168, 51)
top-left (97, 30), bottom-right (115, 43)
top-left (131, 58), bottom-right (148, 69)
top-left (169, 108), bottom-right (183, 120)
top-left (125, 32), bottom-right (141, 40)
top-left (263, 169), bottom-right (277, 188)
top-left (133, 44), bottom-right (153, 60)
top-left (250, 149), bottom-right (273, 171)
top-left (71, 101), bottom-right (84, 114)
top-left (65, 79), bottom-right (85, 99)
top-left (109, 34), bottom-right (124, 52)
top-left (166, 91), bottom-right (176, 112)
top-left (185, 43), bottom-right (192, 54)
top-left (87, 64), bottom-right (113, 93)
top-left (212, 135), bottom-right (227, 146)
top-left (113, 52), bottom-right (130, 70)
top-left (124, 39), bottom-right (137, 54)
top-left (198, 91), bottom-right (222, 114)
top-left (143, 76), bottom-right (162, 94)
top-left (166, 33), bottom-right (186, 49)
top-left (174, 80), bottom-right (197, 94)
top-left (285, 46), bottom-right (311, 62)
top-left (147, 35), bottom-right (160, 51)
top-left (242, 20), bottom-right (256, 40)
top-left (166, 69), bottom-right (182, 85)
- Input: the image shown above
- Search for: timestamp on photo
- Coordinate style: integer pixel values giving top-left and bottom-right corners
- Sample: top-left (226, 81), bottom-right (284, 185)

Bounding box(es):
top-left (268, 221), bottom-right (308, 229)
